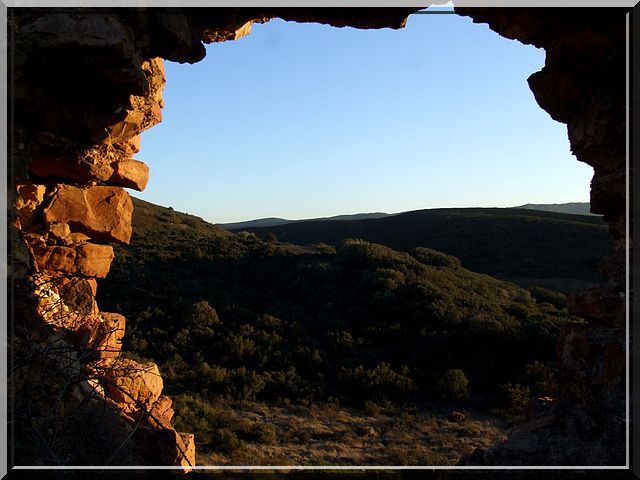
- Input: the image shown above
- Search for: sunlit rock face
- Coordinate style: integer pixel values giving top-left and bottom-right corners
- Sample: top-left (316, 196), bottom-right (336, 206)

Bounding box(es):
top-left (9, 7), bottom-right (627, 467)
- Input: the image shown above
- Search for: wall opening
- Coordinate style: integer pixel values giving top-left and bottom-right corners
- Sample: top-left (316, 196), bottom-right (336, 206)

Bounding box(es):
top-left (96, 10), bottom-right (615, 467)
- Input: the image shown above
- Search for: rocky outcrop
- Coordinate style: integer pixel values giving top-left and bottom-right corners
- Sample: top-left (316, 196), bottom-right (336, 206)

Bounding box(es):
top-left (9, 6), bottom-right (628, 468)
top-left (10, 9), bottom-right (194, 467)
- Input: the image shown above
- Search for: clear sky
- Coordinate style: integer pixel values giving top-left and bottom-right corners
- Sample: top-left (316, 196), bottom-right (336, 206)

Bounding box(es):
top-left (135, 10), bottom-right (593, 224)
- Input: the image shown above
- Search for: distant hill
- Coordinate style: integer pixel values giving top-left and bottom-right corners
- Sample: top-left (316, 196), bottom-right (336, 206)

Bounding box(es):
top-left (514, 202), bottom-right (594, 216)
top-left (120, 198), bottom-right (316, 268)
top-left (241, 207), bottom-right (612, 289)
top-left (220, 203), bottom-right (595, 231)
top-left (218, 212), bottom-right (392, 230)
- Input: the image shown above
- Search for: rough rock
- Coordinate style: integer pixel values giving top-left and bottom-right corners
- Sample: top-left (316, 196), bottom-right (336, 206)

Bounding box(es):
top-left (74, 243), bottom-right (113, 277)
top-left (15, 182), bottom-right (46, 229)
top-left (48, 222), bottom-right (72, 243)
top-left (69, 232), bottom-right (92, 244)
top-left (15, 14), bottom-right (147, 144)
top-left (550, 321), bottom-right (625, 407)
top-left (178, 432), bottom-right (196, 470)
top-left (29, 154), bottom-right (96, 184)
top-left (567, 287), bottom-right (625, 328)
top-left (68, 311), bottom-right (125, 361)
top-left (202, 19), bottom-right (255, 43)
top-left (20, 13), bottom-right (136, 55)
top-left (134, 417), bottom-right (196, 470)
top-left (30, 154), bottom-right (151, 190)
top-left (106, 109), bottom-right (145, 145)
top-left (92, 312), bottom-right (126, 360)
top-left (109, 159), bottom-right (150, 191)
top-left (126, 58), bottom-right (166, 139)
top-left (105, 359), bottom-right (163, 412)
top-left (58, 277), bottom-right (97, 315)
top-left (31, 245), bottom-right (75, 274)
top-left (29, 132), bottom-right (151, 190)
top-left (145, 395), bottom-right (175, 429)
top-left (31, 243), bottom-right (114, 278)
top-left (44, 185), bottom-right (133, 244)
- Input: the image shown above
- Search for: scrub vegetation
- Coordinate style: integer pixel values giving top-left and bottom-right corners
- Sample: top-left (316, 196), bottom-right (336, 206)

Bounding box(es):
top-left (98, 198), bottom-right (590, 465)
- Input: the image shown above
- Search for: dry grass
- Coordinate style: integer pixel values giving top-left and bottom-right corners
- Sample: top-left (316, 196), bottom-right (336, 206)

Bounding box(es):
top-left (194, 400), bottom-right (507, 467)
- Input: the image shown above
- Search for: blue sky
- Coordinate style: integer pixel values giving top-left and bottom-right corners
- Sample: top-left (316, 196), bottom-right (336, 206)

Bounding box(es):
top-left (136, 11), bottom-right (593, 224)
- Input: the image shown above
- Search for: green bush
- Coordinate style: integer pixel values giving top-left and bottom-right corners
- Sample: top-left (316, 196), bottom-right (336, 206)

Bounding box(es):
top-left (337, 362), bottom-right (414, 403)
top-left (525, 361), bottom-right (547, 395)
top-left (413, 247), bottom-right (461, 268)
top-left (213, 429), bottom-right (241, 453)
top-left (226, 368), bottom-right (266, 401)
top-left (250, 423), bottom-right (278, 444)
top-left (528, 287), bottom-right (567, 310)
top-left (500, 383), bottom-right (531, 411)
top-left (438, 369), bottom-right (470, 401)
top-left (363, 400), bottom-right (382, 417)
top-left (189, 300), bottom-right (219, 324)
top-left (338, 239), bottom-right (416, 269)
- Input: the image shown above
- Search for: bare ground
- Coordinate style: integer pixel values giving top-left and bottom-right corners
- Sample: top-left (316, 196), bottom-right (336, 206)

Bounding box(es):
top-left (195, 401), bottom-right (507, 467)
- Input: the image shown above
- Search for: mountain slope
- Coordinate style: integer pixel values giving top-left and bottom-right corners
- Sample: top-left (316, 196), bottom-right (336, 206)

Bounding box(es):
top-left (240, 208), bottom-right (611, 288)
top-left (514, 202), bottom-right (594, 216)
top-left (218, 212), bottom-right (392, 230)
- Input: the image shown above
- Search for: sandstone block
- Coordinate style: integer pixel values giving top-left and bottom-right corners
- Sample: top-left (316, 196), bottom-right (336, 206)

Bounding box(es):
top-left (178, 432), bottom-right (196, 471)
top-left (29, 133), bottom-right (148, 188)
top-left (94, 312), bottom-right (126, 360)
top-left (123, 134), bottom-right (141, 155)
top-left (29, 155), bottom-right (96, 183)
top-left (75, 243), bottom-right (115, 277)
top-left (109, 159), bottom-right (149, 191)
top-left (32, 243), bottom-right (114, 278)
top-left (144, 395), bottom-right (175, 430)
top-left (48, 222), bottom-right (72, 243)
top-left (58, 277), bottom-right (96, 314)
top-left (568, 287), bottom-right (625, 328)
top-left (69, 232), bottom-right (92, 243)
top-left (105, 359), bottom-right (163, 411)
top-left (107, 109), bottom-right (145, 144)
top-left (86, 278), bottom-right (98, 296)
top-left (15, 182), bottom-right (46, 228)
top-left (32, 245), bottom-right (76, 273)
top-left (44, 185), bottom-right (132, 244)
top-left (134, 419), bottom-right (195, 470)
top-left (202, 20), bottom-right (254, 43)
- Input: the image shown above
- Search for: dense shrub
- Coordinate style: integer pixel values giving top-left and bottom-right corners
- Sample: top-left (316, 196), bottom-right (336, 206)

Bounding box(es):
top-left (500, 383), bottom-right (531, 411)
top-left (528, 286), bottom-right (567, 310)
top-left (337, 363), bottom-right (415, 403)
top-left (438, 369), bottom-right (470, 401)
top-left (413, 247), bottom-right (462, 268)
top-left (101, 203), bottom-right (573, 410)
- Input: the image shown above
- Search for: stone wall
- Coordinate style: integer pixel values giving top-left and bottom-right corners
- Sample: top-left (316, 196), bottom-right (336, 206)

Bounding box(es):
top-left (455, 8), bottom-right (627, 465)
top-left (8, 7), bottom-right (628, 467)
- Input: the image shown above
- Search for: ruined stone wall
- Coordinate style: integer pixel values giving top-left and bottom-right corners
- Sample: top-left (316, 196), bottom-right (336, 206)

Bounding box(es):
top-left (457, 7), bottom-right (628, 464)
top-left (8, 7), bottom-right (628, 467)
